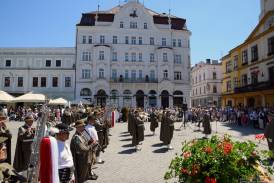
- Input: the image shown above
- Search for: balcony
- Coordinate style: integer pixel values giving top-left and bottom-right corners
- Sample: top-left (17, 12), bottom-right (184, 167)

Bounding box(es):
top-left (110, 78), bottom-right (158, 83)
top-left (234, 81), bottom-right (274, 93)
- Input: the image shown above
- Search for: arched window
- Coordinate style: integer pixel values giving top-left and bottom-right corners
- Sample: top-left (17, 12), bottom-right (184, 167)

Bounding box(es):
top-left (80, 88), bottom-right (91, 96)
top-left (150, 70), bottom-right (155, 80)
top-left (163, 70), bottom-right (168, 79)
top-left (99, 68), bottom-right (104, 78)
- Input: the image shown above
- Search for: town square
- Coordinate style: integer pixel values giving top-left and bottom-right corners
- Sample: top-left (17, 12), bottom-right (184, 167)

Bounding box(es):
top-left (0, 0), bottom-right (273, 182)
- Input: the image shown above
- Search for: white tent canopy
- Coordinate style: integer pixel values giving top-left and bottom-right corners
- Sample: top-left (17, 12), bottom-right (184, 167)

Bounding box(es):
top-left (0, 90), bottom-right (14, 103)
top-left (48, 98), bottom-right (68, 105)
top-left (12, 92), bottom-right (46, 103)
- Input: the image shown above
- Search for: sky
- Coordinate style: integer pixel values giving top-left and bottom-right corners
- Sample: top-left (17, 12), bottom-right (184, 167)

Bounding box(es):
top-left (0, 0), bottom-right (260, 65)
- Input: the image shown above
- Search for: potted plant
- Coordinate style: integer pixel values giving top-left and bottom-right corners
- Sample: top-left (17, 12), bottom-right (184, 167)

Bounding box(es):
top-left (164, 135), bottom-right (273, 183)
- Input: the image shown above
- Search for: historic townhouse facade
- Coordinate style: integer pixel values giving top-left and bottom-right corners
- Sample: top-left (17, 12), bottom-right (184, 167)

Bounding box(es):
top-left (191, 59), bottom-right (222, 107)
top-left (75, 0), bottom-right (191, 108)
top-left (221, 0), bottom-right (274, 107)
top-left (0, 48), bottom-right (75, 100)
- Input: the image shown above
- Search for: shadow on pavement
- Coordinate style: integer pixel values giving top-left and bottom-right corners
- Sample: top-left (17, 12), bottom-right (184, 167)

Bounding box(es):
top-left (120, 132), bottom-right (129, 134)
top-left (219, 122), bottom-right (263, 136)
top-left (118, 148), bottom-right (136, 154)
top-left (120, 138), bottom-right (132, 141)
top-left (152, 143), bottom-right (163, 147)
top-left (144, 134), bottom-right (154, 137)
top-left (120, 134), bottom-right (131, 137)
top-left (152, 148), bottom-right (168, 153)
top-left (122, 143), bottom-right (133, 148)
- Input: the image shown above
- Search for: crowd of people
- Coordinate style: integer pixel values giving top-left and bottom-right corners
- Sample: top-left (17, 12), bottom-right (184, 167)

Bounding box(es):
top-left (0, 104), bottom-right (273, 182)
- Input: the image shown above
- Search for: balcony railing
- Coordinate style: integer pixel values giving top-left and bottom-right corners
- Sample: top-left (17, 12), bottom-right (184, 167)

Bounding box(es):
top-left (110, 78), bottom-right (158, 83)
top-left (234, 81), bottom-right (273, 93)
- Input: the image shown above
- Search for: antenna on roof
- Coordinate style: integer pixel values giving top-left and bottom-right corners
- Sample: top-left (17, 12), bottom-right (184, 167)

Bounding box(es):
top-left (95, 0), bottom-right (100, 22)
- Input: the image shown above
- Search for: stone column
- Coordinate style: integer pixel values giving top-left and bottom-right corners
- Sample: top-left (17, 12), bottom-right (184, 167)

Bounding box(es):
top-left (169, 96), bottom-right (173, 108)
top-left (261, 94), bottom-right (266, 107)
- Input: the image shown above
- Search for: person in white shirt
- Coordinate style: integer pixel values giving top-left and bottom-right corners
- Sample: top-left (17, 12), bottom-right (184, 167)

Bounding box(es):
top-left (55, 123), bottom-right (75, 183)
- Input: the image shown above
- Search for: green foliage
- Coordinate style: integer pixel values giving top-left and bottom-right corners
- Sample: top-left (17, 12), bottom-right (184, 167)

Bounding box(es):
top-left (165, 135), bottom-right (273, 183)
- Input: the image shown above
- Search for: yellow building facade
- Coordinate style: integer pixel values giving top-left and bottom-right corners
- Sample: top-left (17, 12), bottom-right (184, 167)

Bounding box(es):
top-left (221, 11), bottom-right (274, 108)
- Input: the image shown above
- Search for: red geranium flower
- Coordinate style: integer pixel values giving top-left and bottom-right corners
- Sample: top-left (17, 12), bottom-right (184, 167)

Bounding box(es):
top-left (204, 176), bottom-right (217, 183)
top-left (204, 146), bottom-right (213, 154)
top-left (183, 151), bottom-right (192, 159)
top-left (181, 168), bottom-right (189, 174)
top-left (255, 134), bottom-right (265, 140)
top-left (222, 142), bottom-right (233, 155)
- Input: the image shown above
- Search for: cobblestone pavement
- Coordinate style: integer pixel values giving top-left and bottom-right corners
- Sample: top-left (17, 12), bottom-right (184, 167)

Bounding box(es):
top-left (6, 120), bottom-right (269, 183)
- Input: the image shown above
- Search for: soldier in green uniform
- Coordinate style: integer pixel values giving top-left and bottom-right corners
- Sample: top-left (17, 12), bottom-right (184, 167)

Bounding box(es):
top-left (0, 137), bottom-right (26, 182)
top-left (70, 120), bottom-right (97, 183)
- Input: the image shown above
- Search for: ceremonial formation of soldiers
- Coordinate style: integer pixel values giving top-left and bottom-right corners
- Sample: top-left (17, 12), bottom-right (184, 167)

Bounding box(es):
top-left (0, 104), bottom-right (273, 182)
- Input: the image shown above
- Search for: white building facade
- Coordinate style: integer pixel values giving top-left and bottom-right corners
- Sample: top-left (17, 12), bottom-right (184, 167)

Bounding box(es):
top-left (191, 59), bottom-right (222, 107)
top-left (0, 48), bottom-right (75, 100)
top-left (76, 0), bottom-right (191, 108)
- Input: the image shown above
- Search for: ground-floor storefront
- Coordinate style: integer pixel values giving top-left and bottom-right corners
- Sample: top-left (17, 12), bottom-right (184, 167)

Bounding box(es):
top-left (221, 89), bottom-right (273, 108)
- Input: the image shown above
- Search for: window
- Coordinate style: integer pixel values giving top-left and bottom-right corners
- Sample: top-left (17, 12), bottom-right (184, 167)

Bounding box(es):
top-left (52, 77), bottom-right (58, 87)
top-left (131, 37), bottom-right (136, 45)
top-left (162, 38), bottom-right (166, 46)
top-left (268, 37), bottom-right (274, 56)
top-left (226, 80), bottom-right (231, 92)
top-left (213, 85), bottom-right (217, 93)
top-left (178, 39), bottom-right (182, 47)
top-left (82, 52), bottom-right (91, 61)
top-left (138, 53), bottom-right (142, 62)
top-left (144, 23), bottom-right (147, 29)
top-left (131, 53), bottom-right (136, 62)
top-left (56, 60), bottom-right (61, 67)
top-left (251, 45), bottom-right (258, 62)
top-left (82, 69), bottom-right (90, 79)
top-left (130, 22), bottom-right (137, 29)
top-left (41, 77), bottom-right (46, 87)
top-left (82, 36), bottom-right (86, 44)
top-left (138, 70), bottom-right (142, 79)
top-left (88, 36), bottom-right (92, 44)
top-left (174, 72), bottom-right (182, 80)
top-left (100, 35), bottom-right (105, 44)
top-left (138, 37), bottom-right (142, 45)
top-left (112, 52), bottom-right (117, 61)
top-left (213, 72), bottom-right (217, 80)
top-left (233, 77), bottom-right (238, 87)
top-left (112, 69), bottom-right (117, 79)
top-left (99, 51), bottom-right (104, 60)
top-left (113, 36), bottom-right (118, 44)
top-left (80, 88), bottom-right (91, 96)
top-left (174, 55), bottom-right (182, 64)
top-left (163, 70), bottom-right (168, 79)
top-left (5, 60), bottom-right (11, 67)
top-left (163, 53), bottom-right (168, 62)
top-left (233, 55), bottom-right (238, 69)
top-left (4, 77), bottom-right (10, 87)
top-left (150, 53), bottom-right (155, 62)
top-left (199, 75), bottom-right (201, 82)
top-left (203, 73), bottom-right (205, 80)
top-left (204, 86), bottom-right (206, 94)
top-left (196, 88), bottom-right (197, 95)
top-left (200, 87), bottom-right (201, 94)
top-left (125, 36), bottom-right (129, 44)
top-left (17, 77), bottom-right (23, 87)
top-left (226, 61), bottom-right (232, 73)
top-left (150, 37), bottom-right (154, 45)
top-left (46, 60), bottom-right (51, 67)
top-left (125, 70), bottom-right (129, 79)
top-left (120, 21), bottom-right (124, 28)
top-left (125, 53), bottom-right (129, 62)
top-left (33, 77), bottom-right (38, 87)
top-left (241, 74), bottom-right (247, 86)
top-left (65, 77), bottom-right (71, 87)
top-left (173, 39), bottom-right (176, 47)
top-left (99, 69), bottom-right (104, 78)
top-left (251, 73), bottom-right (258, 85)
top-left (150, 70), bottom-right (155, 79)
top-left (131, 70), bottom-right (136, 80)
top-left (242, 50), bottom-right (248, 64)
